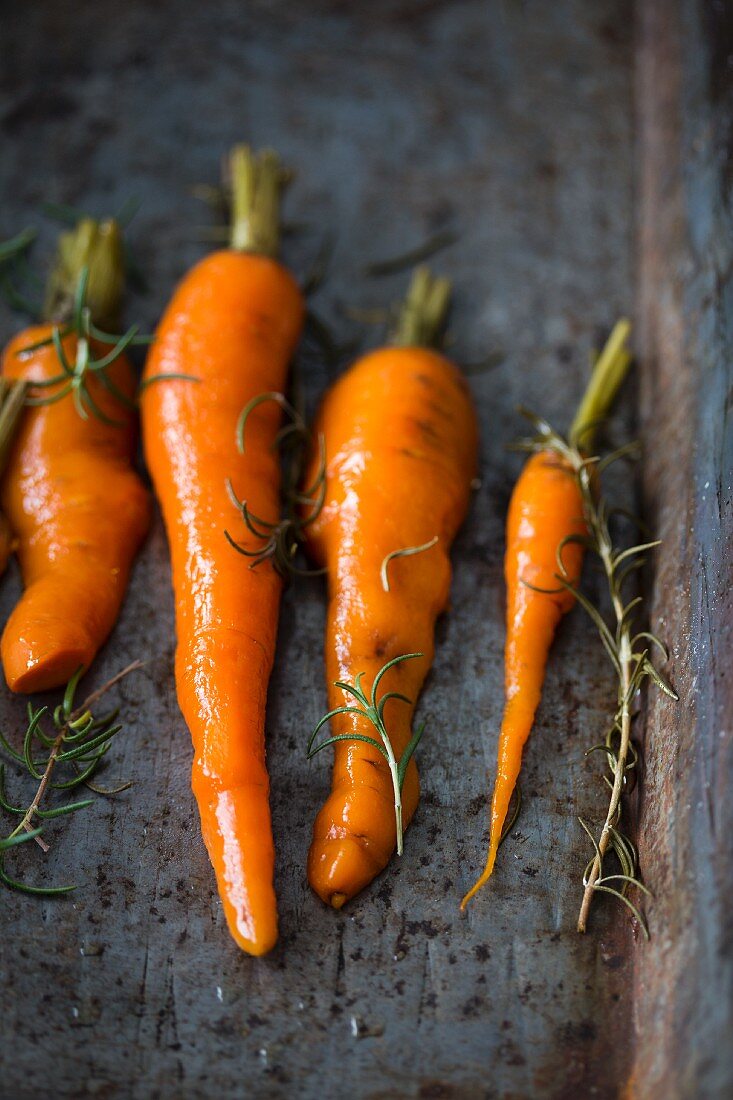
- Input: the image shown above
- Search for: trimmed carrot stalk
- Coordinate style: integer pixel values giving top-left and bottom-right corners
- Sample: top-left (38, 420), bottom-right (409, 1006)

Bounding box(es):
top-left (1, 218), bottom-right (150, 693)
top-left (141, 146), bottom-right (304, 955)
top-left (305, 268), bottom-right (479, 908)
top-left (461, 321), bottom-right (632, 908)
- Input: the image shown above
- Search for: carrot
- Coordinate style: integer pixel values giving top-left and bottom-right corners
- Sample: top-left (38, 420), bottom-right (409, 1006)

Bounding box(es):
top-left (0, 218), bottom-right (150, 693)
top-left (141, 146), bottom-right (305, 955)
top-left (461, 320), bottom-right (632, 908)
top-left (305, 267), bottom-right (478, 909)
top-left (0, 232), bottom-right (37, 577)
top-left (0, 380), bottom-right (27, 577)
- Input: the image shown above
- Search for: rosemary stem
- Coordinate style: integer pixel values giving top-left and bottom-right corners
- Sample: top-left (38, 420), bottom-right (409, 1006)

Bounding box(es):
top-left (378, 728), bottom-right (404, 856)
top-left (10, 730), bottom-right (65, 849)
top-left (7, 660), bottom-right (142, 847)
top-left (392, 265), bottom-right (451, 348)
top-left (578, 630), bottom-right (632, 932)
top-left (228, 145), bottom-right (282, 258)
top-left (577, 495), bottom-right (635, 932)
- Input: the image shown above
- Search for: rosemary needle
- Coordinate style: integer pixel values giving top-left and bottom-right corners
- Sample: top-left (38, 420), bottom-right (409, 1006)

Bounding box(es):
top-left (226, 391), bottom-right (327, 579)
top-left (380, 535), bottom-right (439, 593)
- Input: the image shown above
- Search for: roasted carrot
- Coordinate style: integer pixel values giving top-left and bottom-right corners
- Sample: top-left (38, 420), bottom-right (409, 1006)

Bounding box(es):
top-left (1, 218), bottom-right (150, 693)
top-left (0, 233), bottom-right (36, 575)
top-left (141, 146), bottom-right (304, 955)
top-left (461, 320), bottom-right (632, 907)
top-left (305, 268), bottom-right (478, 908)
top-left (0, 380), bottom-right (27, 577)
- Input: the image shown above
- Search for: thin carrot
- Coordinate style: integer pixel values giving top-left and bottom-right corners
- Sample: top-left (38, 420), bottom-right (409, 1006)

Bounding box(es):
top-left (461, 320), bottom-right (633, 908)
top-left (141, 146), bottom-right (305, 955)
top-left (305, 268), bottom-right (478, 908)
top-left (0, 218), bottom-right (150, 693)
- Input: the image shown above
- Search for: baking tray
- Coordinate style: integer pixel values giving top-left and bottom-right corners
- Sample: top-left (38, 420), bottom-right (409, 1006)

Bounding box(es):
top-left (0, 2), bottom-right (730, 1097)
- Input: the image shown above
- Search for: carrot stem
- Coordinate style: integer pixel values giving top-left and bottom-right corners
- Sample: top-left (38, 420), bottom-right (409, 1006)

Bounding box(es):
top-left (228, 144), bottom-right (283, 258)
top-left (569, 319), bottom-right (632, 451)
top-left (43, 218), bottom-right (125, 330)
top-left (392, 265), bottom-right (451, 348)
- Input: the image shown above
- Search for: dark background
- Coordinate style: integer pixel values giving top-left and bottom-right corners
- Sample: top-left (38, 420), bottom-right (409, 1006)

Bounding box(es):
top-left (0, 2), bottom-right (730, 1097)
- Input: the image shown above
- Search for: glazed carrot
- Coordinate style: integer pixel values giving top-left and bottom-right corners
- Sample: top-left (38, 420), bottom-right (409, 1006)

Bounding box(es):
top-left (0, 380), bottom-right (27, 577)
top-left (1, 218), bottom-right (150, 693)
top-left (0, 233), bottom-right (37, 577)
top-left (305, 268), bottom-right (478, 908)
top-left (461, 321), bottom-right (632, 907)
top-left (141, 147), bottom-right (304, 955)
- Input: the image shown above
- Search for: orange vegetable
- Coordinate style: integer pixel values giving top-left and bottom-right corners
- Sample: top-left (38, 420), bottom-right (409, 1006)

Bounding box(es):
top-left (0, 219), bottom-right (149, 694)
top-left (305, 268), bottom-right (478, 908)
top-left (141, 146), bottom-right (304, 955)
top-left (461, 320), bottom-right (632, 907)
top-left (0, 514), bottom-right (12, 579)
top-left (0, 380), bottom-right (27, 576)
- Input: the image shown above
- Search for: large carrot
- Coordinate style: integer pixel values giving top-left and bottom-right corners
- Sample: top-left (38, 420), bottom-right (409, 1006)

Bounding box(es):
top-left (141, 146), bottom-right (304, 955)
top-left (305, 268), bottom-right (478, 908)
top-left (1, 218), bottom-right (150, 693)
top-left (0, 232), bottom-right (35, 576)
top-left (0, 380), bottom-right (27, 577)
top-left (461, 320), bottom-right (632, 907)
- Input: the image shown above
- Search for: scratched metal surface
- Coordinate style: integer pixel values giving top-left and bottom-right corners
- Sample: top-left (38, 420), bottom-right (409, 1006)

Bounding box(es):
top-left (0, 2), bottom-right (649, 1097)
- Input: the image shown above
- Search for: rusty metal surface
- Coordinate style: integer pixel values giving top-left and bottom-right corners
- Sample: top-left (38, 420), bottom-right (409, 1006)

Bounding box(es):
top-left (2, 1), bottom-right (725, 1097)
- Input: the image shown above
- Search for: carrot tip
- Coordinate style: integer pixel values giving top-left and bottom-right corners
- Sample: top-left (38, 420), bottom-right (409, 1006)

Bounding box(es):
top-left (330, 892), bottom-right (348, 910)
top-left (3, 636), bottom-right (91, 695)
top-left (460, 887), bottom-right (479, 911)
top-left (460, 848), bottom-right (499, 910)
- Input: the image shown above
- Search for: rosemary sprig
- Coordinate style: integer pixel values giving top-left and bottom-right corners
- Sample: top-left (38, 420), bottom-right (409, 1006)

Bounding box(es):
top-left (308, 653), bottom-right (426, 856)
top-left (380, 535), bottom-right (439, 593)
top-left (10, 217), bottom-right (191, 423)
top-left (518, 409), bottom-right (676, 936)
top-left (0, 660), bottom-right (142, 895)
top-left (0, 227), bottom-right (37, 265)
top-left (225, 391), bottom-right (327, 579)
top-left (18, 265), bottom-right (153, 426)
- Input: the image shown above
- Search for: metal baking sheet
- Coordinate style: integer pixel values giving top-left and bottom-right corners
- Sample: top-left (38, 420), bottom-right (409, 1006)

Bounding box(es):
top-left (1, 2), bottom-right (730, 1097)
